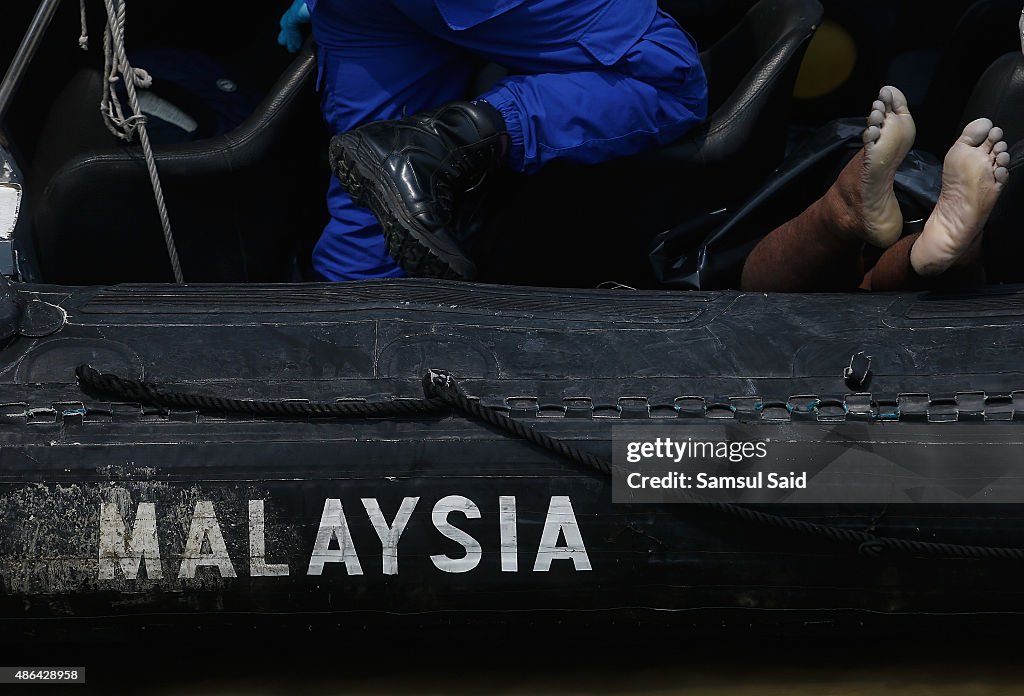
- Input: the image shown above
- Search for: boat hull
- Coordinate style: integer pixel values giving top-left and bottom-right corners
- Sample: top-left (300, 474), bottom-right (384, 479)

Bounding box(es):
top-left (3, 279), bottom-right (1024, 635)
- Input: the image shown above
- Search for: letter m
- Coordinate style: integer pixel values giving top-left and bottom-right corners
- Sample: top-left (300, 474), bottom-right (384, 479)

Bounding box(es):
top-left (98, 502), bottom-right (163, 580)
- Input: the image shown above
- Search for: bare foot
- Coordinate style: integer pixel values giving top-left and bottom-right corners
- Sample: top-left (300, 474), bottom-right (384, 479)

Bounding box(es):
top-left (859, 87), bottom-right (918, 246)
top-left (830, 87), bottom-right (917, 247)
top-left (910, 118), bottom-right (1010, 276)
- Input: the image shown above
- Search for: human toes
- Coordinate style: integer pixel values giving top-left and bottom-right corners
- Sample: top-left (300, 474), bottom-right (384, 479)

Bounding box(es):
top-left (995, 147), bottom-right (1011, 185)
top-left (864, 94), bottom-right (886, 132)
top-left (983, 126), bottom-right (1004, 155)
top-left (960, 118), bottom-right (994, 147)
top-left (879, 86), bottom-right (910, 115)
top-left (879, 87), bottom-right (894, 110)
top-left (868, 104), bottom-right (885, 127)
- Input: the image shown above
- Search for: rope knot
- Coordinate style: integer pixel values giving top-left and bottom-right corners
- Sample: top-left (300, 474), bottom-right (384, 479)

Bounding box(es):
top-left (132, 67), bottom-right (153, 89)
top-left (78, 0), bottom-right (89, 51)
top-left (858, 539), bottom-right (886, 558)
top-left (422, 369), bottom-right (464, 399)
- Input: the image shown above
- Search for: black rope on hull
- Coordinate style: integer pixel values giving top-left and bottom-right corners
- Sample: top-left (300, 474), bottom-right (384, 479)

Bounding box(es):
top-left (75, 365), bottom-right (447, 419)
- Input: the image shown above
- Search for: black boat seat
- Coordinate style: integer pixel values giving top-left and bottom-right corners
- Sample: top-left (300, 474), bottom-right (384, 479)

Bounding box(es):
top-left (661, 0), bottom-right (824, 194)
top-left (964, 51), bottom-right (1024, 284)
top-left (28, 45), bottom-right (318, 285)
top-left (958, 51), bottom-right (1024, 149)
top-left (914, 0), bottom-right (1024, 155)
top-left (482, 0), bottom-right (824, 286)
top-left (983, 139), bottom-right (1023, 284)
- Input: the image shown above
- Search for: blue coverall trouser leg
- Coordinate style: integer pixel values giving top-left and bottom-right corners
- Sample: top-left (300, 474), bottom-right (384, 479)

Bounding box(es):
top-left (310, 0), bottom-right (709, 282)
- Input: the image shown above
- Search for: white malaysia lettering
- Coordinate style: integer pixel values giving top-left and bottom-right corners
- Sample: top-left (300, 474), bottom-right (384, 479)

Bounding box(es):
top-left (249, 499), bottom-right (289, 577)
top-left (98, 501), bottom-right (163, 580)
top-left (430, 495), bottom-right (483, 573)
top-left (178, 500), bottom-right (236, 579)
top-left (533, 496), bottom-right (592, 572)
top-left (363, 496), bottom-right (419, 575)
top-left (96, 495), bottom-right (591, 580)
top-left (307, 498), bottom-right (363, 576)
top-left (499, 495), bottom-right (518, 572)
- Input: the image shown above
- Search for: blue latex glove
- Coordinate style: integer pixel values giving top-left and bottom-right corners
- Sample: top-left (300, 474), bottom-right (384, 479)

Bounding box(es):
top-left (278, 0), bottom-right (311, 53)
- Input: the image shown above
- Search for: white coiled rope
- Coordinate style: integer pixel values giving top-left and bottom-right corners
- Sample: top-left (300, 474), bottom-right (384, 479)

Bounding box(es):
top-left (79, 0), bottom-right (184, 284)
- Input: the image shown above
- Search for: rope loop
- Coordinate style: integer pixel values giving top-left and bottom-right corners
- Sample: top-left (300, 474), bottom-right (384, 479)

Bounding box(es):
top-left (858, 539), bottom-right (886, 558)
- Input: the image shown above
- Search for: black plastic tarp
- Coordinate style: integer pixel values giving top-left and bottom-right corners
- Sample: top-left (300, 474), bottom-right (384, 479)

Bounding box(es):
top-left (650, 118), bottom-right (943, 290)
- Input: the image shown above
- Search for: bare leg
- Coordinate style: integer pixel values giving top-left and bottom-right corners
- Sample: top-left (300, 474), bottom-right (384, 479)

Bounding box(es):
top-left (864, 232), bottom-right (986, 291)
top-left (741, 87), bottom-right (916, 292)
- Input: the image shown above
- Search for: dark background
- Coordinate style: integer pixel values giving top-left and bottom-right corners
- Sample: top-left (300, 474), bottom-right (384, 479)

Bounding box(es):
top-left (10, 629), bottom-right (1024, 694)
top-left (3, 4), bottom-right (1024, 690)
top-left (4, 0), bottom-right (1021, 168)
top-left (2, 0), bottom-right (1022, 287)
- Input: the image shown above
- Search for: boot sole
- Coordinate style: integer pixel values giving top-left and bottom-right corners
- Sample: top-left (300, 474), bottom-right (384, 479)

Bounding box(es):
top-left (330, 134), bottom-right (476, 281)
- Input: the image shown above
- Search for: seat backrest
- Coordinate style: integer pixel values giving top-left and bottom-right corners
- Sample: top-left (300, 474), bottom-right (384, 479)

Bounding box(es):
top-left (971, 51), bottom-right (1024, 284)
top-left (28, 46), bottom-right (319, 285)
top-left (915, 0), bottom-right (1023, 155)
top-left (983, 140), bottom-right (1024, 283)
top-left (672, 0), bottom-right (823, 178)
top-left (959, 51), bottom-right (1024, 149)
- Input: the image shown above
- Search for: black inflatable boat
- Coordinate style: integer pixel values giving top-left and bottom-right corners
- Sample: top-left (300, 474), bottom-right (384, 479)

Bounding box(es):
top-left (3, 0), bottom-right (1024, 642)
top-left (5, 275), bottom-right (1024, 639)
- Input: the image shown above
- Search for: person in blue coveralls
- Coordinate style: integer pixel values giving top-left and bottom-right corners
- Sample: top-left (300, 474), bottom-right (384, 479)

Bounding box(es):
top-left (279, 0), bottom-right (709, 281)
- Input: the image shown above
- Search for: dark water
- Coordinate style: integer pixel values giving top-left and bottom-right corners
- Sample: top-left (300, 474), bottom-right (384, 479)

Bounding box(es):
top-left (16, 631), bottom-right (1024, 695)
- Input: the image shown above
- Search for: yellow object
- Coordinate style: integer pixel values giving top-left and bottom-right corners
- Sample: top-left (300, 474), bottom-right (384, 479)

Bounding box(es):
top-left (794, 19), bottom-right (857, 100)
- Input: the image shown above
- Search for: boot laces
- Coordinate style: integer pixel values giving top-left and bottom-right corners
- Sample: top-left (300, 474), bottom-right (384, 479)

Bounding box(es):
top-left (434, 144), bottom-right (499, 223)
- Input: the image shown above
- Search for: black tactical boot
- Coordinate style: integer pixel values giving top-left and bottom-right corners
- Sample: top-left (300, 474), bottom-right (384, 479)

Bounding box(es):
top-left (329, 101), bottom-right (509, 280)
